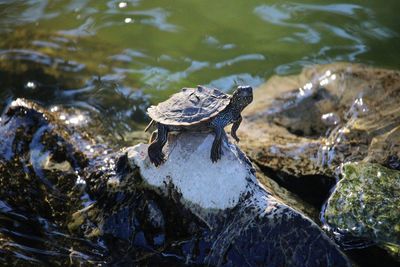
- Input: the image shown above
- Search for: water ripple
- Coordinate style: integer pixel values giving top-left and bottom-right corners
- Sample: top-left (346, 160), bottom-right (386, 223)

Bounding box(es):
top-left (215, 54), bottom-right (266, 69)
top-left (104, 7), bottom-right (179, 32)
top-left (58, 17), bottom-right (97, 37)
top-left (254, 5), bottom-right (321, 44)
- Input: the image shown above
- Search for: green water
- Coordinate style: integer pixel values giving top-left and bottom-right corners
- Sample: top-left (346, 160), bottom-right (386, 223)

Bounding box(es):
top-left (0, 0), bottom-right (399, 143)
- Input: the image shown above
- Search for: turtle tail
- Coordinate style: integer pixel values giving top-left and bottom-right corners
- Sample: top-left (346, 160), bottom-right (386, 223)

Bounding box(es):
top-left (144, 120), bottom-right (155, 132)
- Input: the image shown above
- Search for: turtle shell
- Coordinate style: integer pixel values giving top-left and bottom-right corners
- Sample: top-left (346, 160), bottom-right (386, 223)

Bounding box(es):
top-left (147, 86), bottom-right (231, 126)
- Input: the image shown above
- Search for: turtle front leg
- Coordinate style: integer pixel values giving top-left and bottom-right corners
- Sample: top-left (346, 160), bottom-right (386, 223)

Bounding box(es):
top-left (148, 123), bottom-right (168, 166)
top-left (211, 124), bottom-right (224, 163)
top-left (231, 115), bottom-right (242, 142)
top-left (149, 130), bottom-right (158, 143)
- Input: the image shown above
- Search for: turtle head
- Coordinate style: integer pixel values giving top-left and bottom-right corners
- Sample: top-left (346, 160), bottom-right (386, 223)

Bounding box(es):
top-left (231, 85), bottom-right (253, 109)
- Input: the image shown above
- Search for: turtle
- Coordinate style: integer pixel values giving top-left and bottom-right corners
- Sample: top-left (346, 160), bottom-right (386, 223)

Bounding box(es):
top-left (144, 85), bottom-right (253, 166)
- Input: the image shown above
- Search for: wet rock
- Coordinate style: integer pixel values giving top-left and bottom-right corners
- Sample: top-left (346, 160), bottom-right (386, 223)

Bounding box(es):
top-left (255, 168), bottom-right (319, 220)
top-left (0, 99), bottom-right (88, 215)
top-left (238, 63), bottom-right (400, 178)
top-left (324, 162), bottom-right (400, 259)
top-left (0, 99), bottom-right (104, 265)
top-left (235, 63), bottom-right (400, 213)
top-left (235, 63), bottom-right (400, 264)
top-left (83, 132), bottom-right (351, 266)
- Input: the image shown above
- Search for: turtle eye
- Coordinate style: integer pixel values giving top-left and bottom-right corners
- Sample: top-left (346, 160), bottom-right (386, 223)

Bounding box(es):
top-left (237, 86), bottom-right (252, 96)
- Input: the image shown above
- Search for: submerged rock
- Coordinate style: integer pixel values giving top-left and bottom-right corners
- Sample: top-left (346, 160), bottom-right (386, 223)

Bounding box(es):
top-left (91, 132), bottom-right (351, 266)
top-left (324, 162), bottom-right (400, 258)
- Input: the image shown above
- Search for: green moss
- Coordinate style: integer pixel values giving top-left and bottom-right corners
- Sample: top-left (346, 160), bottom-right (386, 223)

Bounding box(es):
top-left (324, 162), bottom-right (400, 256)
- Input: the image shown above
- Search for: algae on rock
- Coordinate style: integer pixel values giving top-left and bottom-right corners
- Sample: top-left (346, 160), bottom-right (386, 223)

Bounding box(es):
top-left (324, 162), bottom-right (400, 258)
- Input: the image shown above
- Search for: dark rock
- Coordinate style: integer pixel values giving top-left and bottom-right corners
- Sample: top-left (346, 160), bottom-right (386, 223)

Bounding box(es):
top-left (0, 99), bottom-right (104, 265)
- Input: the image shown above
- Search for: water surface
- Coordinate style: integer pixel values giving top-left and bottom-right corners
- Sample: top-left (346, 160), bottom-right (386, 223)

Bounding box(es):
top-left (0, 0), bottom-right (399, 145)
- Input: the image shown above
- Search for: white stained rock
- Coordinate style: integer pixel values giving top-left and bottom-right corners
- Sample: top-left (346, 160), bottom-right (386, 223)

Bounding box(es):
top-left (127, 132), bottom-right (257, 210)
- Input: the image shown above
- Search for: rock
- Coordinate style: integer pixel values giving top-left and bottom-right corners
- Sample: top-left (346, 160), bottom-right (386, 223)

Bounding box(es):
top-left (0, 99), bottom-right (88, 214)
top-left (238, 63), bottom-right (400, 178)
top-left (127, 133), bottom-right (252, 211)
top-left (255, 168), bottom-right (319, 221)
top-left (324, 162), bottom-right (400, 259)
top-left (95, 132), bottom-right (351, 266)
top-left (367, 126), bottom-right (400, 170)
top-left (0, 99), bottom-right (105, 265)
top-left (232, 63), bottom-right (400, 263)
top-left (235, 63), bottom-right (400, 216)
top-left (4, 98), bottom-right (347, 266)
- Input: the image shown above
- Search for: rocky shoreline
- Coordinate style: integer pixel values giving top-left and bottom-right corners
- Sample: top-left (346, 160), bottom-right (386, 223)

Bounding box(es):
top-left (0, 63), bottom-right (399, 266)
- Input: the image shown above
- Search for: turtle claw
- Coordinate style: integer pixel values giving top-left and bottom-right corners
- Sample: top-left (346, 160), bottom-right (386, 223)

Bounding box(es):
top-left (231, 131), bottom-right (240, 143)
top-left (232, 134), bottom-right (240, 143)
top-left (211, 142), bottom-right (223, 163)
top-left (151, 152), bottom-right (165, 167)
top-left (211, 153), bottom-right (219, 163)
top-left (148, 144), bottom-right (165, 167)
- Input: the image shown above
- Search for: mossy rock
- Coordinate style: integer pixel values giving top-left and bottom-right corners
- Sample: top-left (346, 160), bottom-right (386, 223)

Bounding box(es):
top-left (324, 162), bottom-right (400, 258)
